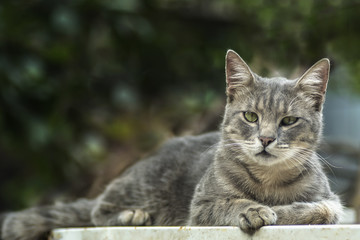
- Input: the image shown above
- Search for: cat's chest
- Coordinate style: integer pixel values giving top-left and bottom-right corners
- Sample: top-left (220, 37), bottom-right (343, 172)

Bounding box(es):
top-left (244, 171), bottom-right (320, 205)
top-left (219, 167), bottom-right (315, 205)
top-left (252, 183), bottom-right (307, 205)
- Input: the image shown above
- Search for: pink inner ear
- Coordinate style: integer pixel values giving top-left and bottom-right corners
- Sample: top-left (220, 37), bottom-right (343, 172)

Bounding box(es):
top-left (318, 63), bottom-right (329, 94)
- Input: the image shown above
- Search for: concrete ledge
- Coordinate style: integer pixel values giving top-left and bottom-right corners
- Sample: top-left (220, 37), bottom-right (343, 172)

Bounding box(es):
top-left (50, 225), bottom-right (360, 240)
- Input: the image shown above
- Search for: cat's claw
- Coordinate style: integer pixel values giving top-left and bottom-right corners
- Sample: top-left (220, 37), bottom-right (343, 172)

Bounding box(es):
top-left (118, 209), bottom-right (152, 226)
top-left (239, 206), bottom-right (277, 233)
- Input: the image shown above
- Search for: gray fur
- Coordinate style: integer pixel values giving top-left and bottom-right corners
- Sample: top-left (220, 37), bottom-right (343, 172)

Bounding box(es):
top-left (1, 50), bottom-right (343, 239)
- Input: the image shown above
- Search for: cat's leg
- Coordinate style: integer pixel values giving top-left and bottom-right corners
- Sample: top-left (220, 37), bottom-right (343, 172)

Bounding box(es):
top-left (91, 177), bottom-right (153, 226)
top-left (188, 197), bottom-right (277, 234)
top-left (273, 195), bottom-right (343, 225)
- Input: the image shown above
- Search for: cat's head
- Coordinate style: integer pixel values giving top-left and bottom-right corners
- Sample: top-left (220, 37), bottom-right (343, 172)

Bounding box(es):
top-left (221, 50), bottom-right (329, 166)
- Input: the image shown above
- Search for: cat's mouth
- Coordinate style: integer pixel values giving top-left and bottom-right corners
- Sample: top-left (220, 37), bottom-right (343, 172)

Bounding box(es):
top-left (256, 150), bottom-right (274, 158)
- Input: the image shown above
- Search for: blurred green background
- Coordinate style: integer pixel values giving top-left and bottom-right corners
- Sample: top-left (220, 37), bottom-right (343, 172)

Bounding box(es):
top-left (1, 0), bottom-right (360, 212)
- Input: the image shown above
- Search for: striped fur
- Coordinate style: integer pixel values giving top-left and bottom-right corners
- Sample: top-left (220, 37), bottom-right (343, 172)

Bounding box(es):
top-left (1, 50), bottom-right (342, 239)
top-left (189, 50), bottom-right (342, 233)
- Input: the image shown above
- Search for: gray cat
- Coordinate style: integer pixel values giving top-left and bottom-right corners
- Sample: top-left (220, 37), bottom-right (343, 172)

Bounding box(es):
top-left (1, 50), bottom-right (343, 240)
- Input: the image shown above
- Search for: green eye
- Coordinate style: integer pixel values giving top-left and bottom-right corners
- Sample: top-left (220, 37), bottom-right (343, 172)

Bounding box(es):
top-left (281, 116), bottom-right (298, 126)
top-left (244, 112), bottom-right (258, 123)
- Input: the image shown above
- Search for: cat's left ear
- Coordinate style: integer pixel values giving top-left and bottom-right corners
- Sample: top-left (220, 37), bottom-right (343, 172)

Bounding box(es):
top-left (225, 50), bottom-right (255, 102)
top-left (295, 58), bottom-right (330, 111)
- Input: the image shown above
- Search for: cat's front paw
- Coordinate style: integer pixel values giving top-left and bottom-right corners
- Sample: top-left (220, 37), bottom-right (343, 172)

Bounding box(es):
top-left (239, 206), bottom-right (277, 233)
top-left (118, 209), bottom-right (152, 226)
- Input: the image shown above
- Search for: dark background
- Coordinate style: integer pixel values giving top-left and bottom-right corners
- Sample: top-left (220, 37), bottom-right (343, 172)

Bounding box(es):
top-left (1, 0), bottom-right (360, 213)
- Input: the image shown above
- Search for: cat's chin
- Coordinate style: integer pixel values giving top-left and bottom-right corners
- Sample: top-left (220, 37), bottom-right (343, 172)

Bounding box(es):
top-left (251, 150), bottom-right (284, 166)
top-left (255, 150), bottom-right (273, 158)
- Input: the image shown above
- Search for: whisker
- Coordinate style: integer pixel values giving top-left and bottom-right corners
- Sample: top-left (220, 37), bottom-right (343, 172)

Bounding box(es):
top-left (278, 150), bottom-right (310, 175)
top-left (291, 146), bottom-right (341, 177)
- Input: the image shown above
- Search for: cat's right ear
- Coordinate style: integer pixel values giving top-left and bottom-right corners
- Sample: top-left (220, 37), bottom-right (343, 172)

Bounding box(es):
top-left (225, 50), bottom-right (255, 102)
top-left (295, 58), bottom-right (330, 112)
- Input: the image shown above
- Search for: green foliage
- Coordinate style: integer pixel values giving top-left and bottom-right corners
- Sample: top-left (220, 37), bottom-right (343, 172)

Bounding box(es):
top-left (0, 0), bottom-right (359, 210)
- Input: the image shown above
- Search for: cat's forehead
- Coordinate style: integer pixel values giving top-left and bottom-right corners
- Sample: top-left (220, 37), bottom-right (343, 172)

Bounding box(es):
top-left (255, 75), bottom-right (296, 88)
top-left (237, 76), bottom-right (299, 114)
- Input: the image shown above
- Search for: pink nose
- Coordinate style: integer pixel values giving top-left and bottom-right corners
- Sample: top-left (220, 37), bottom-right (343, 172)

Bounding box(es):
top-left (259, 136), bottom-right (275, 147)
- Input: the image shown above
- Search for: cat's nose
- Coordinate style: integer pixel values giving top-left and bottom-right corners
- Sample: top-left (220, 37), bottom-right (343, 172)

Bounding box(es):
top-left (259, 136), bottom-right (276, 147)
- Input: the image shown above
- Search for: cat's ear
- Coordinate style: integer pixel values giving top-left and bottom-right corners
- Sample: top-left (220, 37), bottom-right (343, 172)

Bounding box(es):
top-left (295, 58), bottom-right (330, 111)
top-left (225, 50), bottom-right (255, 102)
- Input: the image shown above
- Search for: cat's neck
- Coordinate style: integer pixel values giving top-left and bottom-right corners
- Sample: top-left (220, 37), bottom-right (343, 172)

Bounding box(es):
top-left (214, 150), bottom-right (321, 203)
top-left (237, 158), bottom-right (315, 187)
